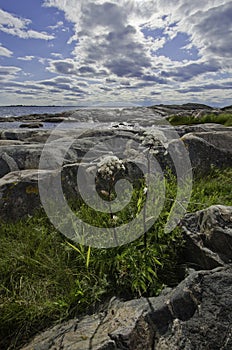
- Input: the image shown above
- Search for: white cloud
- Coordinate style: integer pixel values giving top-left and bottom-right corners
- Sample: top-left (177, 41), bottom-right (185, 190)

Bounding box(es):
top-left (38, 57), bottom-right (48, 65)
top-left (0, 1), bottom-right (231, 106)
top-left (44, 1), bottom-right (155, 80)
top-left (0, 8), bottom-right (54, 40)
top-left (18, 55), bottom-right (35, 61)
top-left (51, 52), bottom-right (63, 58)
top-left (48, 20), bottom-right (64, 30)
top-left (185, 2), bottom-right (232, 60)
top-left (0, 65), bottom-right (21, 80)
top-left (43, 0), bottom-right (231, 83)
top-left (0, 44), bottom-right (13, 57)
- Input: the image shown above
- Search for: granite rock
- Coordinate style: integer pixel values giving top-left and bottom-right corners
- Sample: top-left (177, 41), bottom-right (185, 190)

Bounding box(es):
top-left (181, 205), bottom-right (232, 269)
top-left (20, 265), bottom-right (232, 350)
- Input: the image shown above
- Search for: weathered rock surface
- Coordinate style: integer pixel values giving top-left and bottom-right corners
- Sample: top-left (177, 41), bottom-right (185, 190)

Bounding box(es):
top-left (180, 131), bottom-right (232, 175)
top-left (0, 118), bottom-right (231, 219)
top-left (175, 123), bottom-right (231, 137)
top-left (19, 122), bottom-right (44, 128)
top-left (0, 166), bottom-right (81, 221)
top-left (181, 205), bottom-right (232, 270)
top-left (149, 102), bottom-right (215, 116)
top-left (0, 104), bottom-right (225, 125)
top-left (0, 137), bottom-right (85, 178)
top-left (0, 128), bottom-right (50, 142)
top-left (0, 107), bottom-right (162, 126)
top-left (0, 144), bottom-right (44, 177)
top-left (0, 122), bottom-right (229, 143)
top-left (221, 105), bottom-right (232, 112)
top-left (155, 265), bottom-right (232, 350)
top-left (20, 264), bottom-right (232, 350)
top-left (1, 104), bottom-right (231, 129)
top-left (187, 130), bottom-right (232, 150)
top-left (0, 170), bottom-right (50, 220)
top-left (1, 125), bottom-right (231, 181)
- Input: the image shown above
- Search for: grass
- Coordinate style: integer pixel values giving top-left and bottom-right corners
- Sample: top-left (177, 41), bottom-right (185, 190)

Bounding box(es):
top-left (167, 112), bottom-right (232, 126)
top-left (188, 167), bottom-right (232, 211)
top-left (0, 167), bottom-right (231, 349)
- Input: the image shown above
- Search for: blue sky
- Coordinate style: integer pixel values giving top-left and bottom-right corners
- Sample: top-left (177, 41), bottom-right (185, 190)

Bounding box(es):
top-left (0, 0), bottom-right (231, 106)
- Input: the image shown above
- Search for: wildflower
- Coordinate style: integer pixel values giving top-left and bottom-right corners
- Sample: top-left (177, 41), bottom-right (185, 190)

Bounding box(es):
top-left (141, 128), bottom-right (168, 149)
top-left (97, 155), bottom-right (125, 179)
top-left (112, 215), bottom-right (119, 222)
top-left (164, 150), bottom-right (168, 156)
top-left (143, 187), bottom-right (148, 195)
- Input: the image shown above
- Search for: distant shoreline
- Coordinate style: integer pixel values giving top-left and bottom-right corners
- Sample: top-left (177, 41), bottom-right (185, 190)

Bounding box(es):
top-left (0, 103), bottom-right (231, 109)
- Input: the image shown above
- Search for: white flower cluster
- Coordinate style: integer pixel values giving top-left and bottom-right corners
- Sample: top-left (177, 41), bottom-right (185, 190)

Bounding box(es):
top-left (97, 155), bottom-right (125, 179)
top-left (140, 129), bottom-right (168, 150)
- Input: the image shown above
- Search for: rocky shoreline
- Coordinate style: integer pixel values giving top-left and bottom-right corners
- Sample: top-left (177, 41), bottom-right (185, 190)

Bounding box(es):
top-left (0, 107), bottom-right (231, 221)
top-left (0, 105), bottom-right (231, 349)
top-left (0, 103), bottom-right (232, 126)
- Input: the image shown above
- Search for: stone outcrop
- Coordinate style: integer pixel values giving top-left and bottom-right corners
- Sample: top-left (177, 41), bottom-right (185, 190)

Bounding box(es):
top-left (1, 124), bottom-right (231, 181)
top-left (175, 123), bottom-right (231, 137)
top-left (149, 103), bottom-right (218, 119)
top-left (180, 130), bottom-right (232, 175)
top-left (0, 166), bottom-right (81, 221)
top-left (0, 117), bottom-right (231, 220)
top-left (19, 122), bottom-right (44, 128)
top-left (0, 144), bottom-right (44, 178)
top-left (1, 104), bottom-right (230, 125)
top-left (0, 169), bottom-right (46, 220)
top-left (221, 105), bottom-right (232, 112)
top-left (20, 266), bottom-right (232, 350)
top-left (181, 205), bottom-right (232, 270)
top-left (0, 107), bottom-right (161, 126)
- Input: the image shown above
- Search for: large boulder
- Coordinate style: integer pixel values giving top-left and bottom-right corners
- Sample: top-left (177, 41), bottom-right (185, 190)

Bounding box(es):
top-left (0, 141), bottom-right (82, 178)
top-left (0, 166), bottom-right (80, 221)
top-left (0, 145), bottom-right (43, 177)
top-left (154, 265), bottom-right (232, 350)
top-left (175, 131), bottom-right (232, 175)
top-left (0, 170), bottom-right (51, 220)
top-left (183, 130), bottom-right (232, 152)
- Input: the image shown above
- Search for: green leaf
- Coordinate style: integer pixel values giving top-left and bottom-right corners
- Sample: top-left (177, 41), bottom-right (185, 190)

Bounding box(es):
top-left (152, 257), bottom-right (162, 266)
top-left (86, 246), bottom-right (91, 269)
top-left (147, 266), bottom-right (158, 278)
top-left (66, 241), bottom-right (82, 255)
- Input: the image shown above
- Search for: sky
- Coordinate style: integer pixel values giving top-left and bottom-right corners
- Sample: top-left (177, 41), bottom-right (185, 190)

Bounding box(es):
top-left (0, 0), bottom-right (231, 107)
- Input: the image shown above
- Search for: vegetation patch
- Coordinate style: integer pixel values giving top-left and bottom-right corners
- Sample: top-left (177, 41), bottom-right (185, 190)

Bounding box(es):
top-left (167, 113), bottom-right (232, 126)
top-left (0, 166), bottom-right (231, 349)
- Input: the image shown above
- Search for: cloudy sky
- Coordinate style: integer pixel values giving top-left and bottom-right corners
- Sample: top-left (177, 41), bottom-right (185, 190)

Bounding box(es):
top-left (0, 0), bottom-right (231, 106)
